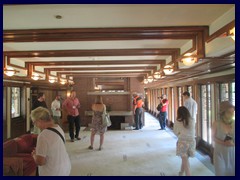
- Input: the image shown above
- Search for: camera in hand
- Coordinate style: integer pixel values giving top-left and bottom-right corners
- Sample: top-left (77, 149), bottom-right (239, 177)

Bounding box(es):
top-left (224, 134), bottom-right (233, 142)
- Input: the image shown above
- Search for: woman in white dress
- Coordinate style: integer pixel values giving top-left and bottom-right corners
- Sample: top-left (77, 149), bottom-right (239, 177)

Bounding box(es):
top-left (212, 101), bottom-right (235, 176)
top-left (174, 106), bottom-right (195, 176)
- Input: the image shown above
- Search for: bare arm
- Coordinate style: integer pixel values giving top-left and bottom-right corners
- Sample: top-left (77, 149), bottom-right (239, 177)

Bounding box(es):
top-left (212, 121), bottom-right (234, 146)
top-left (32, 150), bottom-right (46, 166)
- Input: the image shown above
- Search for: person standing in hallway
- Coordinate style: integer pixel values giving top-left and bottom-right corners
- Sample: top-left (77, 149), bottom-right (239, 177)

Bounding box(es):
top-left (32, 92), bottom-right (48, 110)
top-left (174, 106), bottom-right (196, 176)
top-left (182, 91), bottom-right (198, 123)
top-left (51, 95), bottom-right (62, 127)
top-left (32, 92), bottom-right (48, 134)
top-left (88, 96), bottom-right (107, 151)
top-left (31, 107), bottom-right (71, 176)
top-left (62, 90), bottom-right (81, 142)
top-left (159, 94), bottom-right (168, 130)
top-left (132, 93), bottom-right (144, 130)
top-left (212, 101), bottom-right (235, 176)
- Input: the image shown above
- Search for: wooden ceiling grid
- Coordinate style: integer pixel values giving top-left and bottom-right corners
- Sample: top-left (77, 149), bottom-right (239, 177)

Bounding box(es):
top-left (3, 21), bottom-right (235, 87)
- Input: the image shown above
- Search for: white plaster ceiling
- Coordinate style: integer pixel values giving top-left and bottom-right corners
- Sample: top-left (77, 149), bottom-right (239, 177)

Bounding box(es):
top-left (3, 4), bottom-right (235, 79)
top-left (3, 4), bottom-right (234, 29)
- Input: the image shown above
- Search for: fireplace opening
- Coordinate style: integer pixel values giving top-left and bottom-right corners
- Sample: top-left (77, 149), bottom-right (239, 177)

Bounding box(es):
top-left (108, 116), bottom-right (125, 130)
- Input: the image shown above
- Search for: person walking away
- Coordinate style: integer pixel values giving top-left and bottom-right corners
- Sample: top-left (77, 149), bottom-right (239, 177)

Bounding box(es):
top-left (132, 93), bottom-right (144, 130)
top-left (159, 94), bottom-right (168, 130)
top-left (88, 96), bottom-right (107, 151)
top-left (31, 107), bottom-right (71, 176)
top-left (62, 90), bottom-right (81, 142)
top-left (182, 91), bottom-right (198, 124)
top-left (51, 95), bottom-right (62, 127)
top-left (212, 101), bottom-right (235, 176)
top-left (174, 106), bottom-right (196, 176)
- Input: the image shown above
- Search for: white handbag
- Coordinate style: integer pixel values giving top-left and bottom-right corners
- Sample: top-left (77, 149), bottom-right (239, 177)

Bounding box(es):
top-left (102, 105), bottom-right (111, 127)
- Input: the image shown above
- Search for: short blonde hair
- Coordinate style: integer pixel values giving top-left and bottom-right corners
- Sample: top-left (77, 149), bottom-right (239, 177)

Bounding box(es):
top-left (31, 107), bottom-right (52, 123)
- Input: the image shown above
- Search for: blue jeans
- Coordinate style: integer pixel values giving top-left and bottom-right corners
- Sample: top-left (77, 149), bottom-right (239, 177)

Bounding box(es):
top-left (159, 112), bottom-right (167, 129)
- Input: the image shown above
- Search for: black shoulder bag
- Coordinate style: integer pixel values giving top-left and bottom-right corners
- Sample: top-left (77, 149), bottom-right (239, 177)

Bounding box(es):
top-left (46, 127), bottom-right (65, 144)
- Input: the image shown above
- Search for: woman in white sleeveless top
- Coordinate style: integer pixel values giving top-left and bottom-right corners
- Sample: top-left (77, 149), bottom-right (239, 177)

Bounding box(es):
top-left (212, 101), bottom-right (235, 176)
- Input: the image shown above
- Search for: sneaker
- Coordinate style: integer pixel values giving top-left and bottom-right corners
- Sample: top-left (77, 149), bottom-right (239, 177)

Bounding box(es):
top-left (98, 147), bottom-right (102, 151)
top-left (88, 146), bottom-right (93, 150)
top-left (75, 137), bottom-right (81, 140)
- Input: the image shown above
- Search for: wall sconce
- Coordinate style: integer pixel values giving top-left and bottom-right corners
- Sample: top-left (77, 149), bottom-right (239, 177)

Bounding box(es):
top-left (229, 27), bottom-right (235, 41)
top-left (153, 71), bottom-right (161, 79)
top-left (163, 65), bottom-right (174, 75)
top-left (31, 73), bottom-right (42, 80)
top-left (181, 57), bottom-right (197, 66)
top-left (4, 68), bottom-right (19, 77)
top-left (147, 76), bottom-right (154, 83)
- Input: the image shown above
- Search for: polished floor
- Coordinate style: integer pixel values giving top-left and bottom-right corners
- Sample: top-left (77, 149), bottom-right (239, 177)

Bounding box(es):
top-left (65, 113), bottom-right (214, 176)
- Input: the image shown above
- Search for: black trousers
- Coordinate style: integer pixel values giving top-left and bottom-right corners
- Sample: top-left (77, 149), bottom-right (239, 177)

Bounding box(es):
top-left (134, 108), bottom-right (143, 129)
top-left (67, 115), bottom-right (81, 139)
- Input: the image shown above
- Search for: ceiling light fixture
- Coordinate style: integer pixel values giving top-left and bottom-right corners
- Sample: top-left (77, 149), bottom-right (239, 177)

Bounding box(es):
top-left (68, 80), bottom-right (75, 85)
top-left (181, 57), bottom-right (197, 66)
top-left (163, 65), bottom-right (174, 75)
top-left (147, 76), bottom-right (154, 83)
top-left (31, 73), bottom-right (42, 81)
top-left (229, 27), bottom-right (235, 41)
top-left (153, 71), bottom-right (161, 79)
top-left (4, 68), bottom-right (19, 77)
top-left (143, 78), bottom-right (149, 84)
top-left (60, 79), bottom-right (67, 85)
top-left (49, 77), bottom-right (57, 83)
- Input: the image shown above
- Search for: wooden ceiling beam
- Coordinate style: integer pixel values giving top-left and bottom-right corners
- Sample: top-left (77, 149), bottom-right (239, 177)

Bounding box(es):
top-left (26, 60), bottom-right (165, 66)
top-left (4, 27), bottom-right (208, 42)
top-left (5, 48), bottom-right (180, 58)
top-left (44, 66), bottom-right (155, 71)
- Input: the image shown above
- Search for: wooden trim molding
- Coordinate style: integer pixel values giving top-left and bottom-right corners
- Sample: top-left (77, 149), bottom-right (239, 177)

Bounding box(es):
top-left (206, 20), bottom-right (235, 43)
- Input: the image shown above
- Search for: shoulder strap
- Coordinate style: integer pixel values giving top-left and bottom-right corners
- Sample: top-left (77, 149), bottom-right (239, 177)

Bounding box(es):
top-left (47, 127), bottom-right (65, 144)
top-left (103, 104), bottom-right (107, 113)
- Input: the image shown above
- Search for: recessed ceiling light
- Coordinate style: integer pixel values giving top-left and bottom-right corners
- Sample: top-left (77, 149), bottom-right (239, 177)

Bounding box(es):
top-left (55, 15), bottom-right (62, 19)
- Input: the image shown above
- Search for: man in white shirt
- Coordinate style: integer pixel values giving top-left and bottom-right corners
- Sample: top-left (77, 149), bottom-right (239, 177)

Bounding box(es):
top-left (51, 95), bottom-right (62, 127)
top-left (182, 91), bottom-right (198, 123)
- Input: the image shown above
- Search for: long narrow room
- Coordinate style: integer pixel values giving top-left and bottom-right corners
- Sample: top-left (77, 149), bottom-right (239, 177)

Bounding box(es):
top-left (3, 4), bottom-right (235, 176)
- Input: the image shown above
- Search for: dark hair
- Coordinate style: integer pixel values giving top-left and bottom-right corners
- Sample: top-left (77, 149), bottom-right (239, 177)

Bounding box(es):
top-left (177, 106), bottom-right (191, 128)
top-left (37, 92), bottom-right (44, 99)
top-left (182, 91), bottom-right (190, 97)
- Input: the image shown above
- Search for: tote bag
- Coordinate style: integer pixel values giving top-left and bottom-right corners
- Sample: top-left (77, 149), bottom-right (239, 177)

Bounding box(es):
top-left (102, 105), bottom-right (112, 127)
